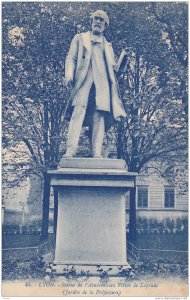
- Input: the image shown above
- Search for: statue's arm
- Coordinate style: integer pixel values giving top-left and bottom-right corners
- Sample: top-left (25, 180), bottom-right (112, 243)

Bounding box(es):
top-left (65, 34), bottom-right (79, 83)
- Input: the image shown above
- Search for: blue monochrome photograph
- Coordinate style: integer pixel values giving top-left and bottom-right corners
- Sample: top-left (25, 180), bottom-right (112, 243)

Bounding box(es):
top-left (2, 1), bottom-right (188, 297)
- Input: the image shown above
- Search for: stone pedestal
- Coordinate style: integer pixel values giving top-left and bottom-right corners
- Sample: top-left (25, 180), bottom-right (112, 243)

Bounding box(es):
top-left (48, 158), bottom-right (137, 275)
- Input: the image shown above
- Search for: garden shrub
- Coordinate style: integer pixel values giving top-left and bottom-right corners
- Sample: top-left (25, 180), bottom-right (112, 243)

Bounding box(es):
top-left (136, 216), bottom-right (188, 234)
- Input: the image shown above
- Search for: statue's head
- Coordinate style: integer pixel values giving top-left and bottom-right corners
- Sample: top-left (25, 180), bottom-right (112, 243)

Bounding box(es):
top-left (90, 10), bottom-right (109, 34)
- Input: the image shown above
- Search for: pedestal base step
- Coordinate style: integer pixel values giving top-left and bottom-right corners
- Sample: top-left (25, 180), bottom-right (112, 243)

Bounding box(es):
top-left (51, 262), bottom-right (131, 277)
top-left (59, 157), bottom-right (126, 170)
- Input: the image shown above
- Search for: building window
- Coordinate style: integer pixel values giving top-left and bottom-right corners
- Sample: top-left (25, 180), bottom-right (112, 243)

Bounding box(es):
top-left (137, 186), bottom-right (148, 208)
top-left (164, 187), bottom-right (175, 208)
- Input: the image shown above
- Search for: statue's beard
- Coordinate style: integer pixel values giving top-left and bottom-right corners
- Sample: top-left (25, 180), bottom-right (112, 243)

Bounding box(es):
top-left (92, 25), bottom-right (104, 34)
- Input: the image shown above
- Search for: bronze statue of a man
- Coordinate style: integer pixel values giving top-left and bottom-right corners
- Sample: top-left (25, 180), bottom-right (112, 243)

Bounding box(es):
top-left (64, 10), bottom-right (126, 158)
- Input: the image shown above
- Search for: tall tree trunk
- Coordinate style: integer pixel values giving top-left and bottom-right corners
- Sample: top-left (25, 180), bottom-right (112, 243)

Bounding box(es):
top-left (40, 97), bottom-right (51, 241)
top-left (127, 49), bottom-right (140, 242)
top-left (53, 189), bottom-right (58, 235)
top-left (40, 172), bottom-right (51, 241)
top-left (129, 186), bottom-right (137, 241)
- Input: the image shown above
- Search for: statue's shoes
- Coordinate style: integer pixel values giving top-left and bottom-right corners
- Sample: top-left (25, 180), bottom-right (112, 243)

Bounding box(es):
top-left (93, 155), bottom-right (103, 158)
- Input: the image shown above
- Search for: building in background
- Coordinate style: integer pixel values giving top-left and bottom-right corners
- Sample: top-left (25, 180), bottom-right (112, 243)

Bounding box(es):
top-left (125, 162), bottom-right (188, 223)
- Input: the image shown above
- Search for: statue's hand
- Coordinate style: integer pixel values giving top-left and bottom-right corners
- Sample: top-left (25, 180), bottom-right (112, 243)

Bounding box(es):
top-left (64, 77), bottom-right (73, 90)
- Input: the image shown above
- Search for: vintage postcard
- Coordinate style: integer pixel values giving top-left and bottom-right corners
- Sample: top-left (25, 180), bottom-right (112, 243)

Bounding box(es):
top-left (2, 1), bottom-right (188, 298)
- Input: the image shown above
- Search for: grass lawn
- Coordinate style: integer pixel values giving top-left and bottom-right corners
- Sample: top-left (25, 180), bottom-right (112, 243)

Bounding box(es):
top-left (131, 232), bottom-right (188, 251)
top-left (2, 234), bottom-right (53, 248)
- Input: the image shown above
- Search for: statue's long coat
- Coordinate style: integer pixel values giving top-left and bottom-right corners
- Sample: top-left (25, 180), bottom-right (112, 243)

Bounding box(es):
top-left (65, 31), bottom-right (126, 129)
